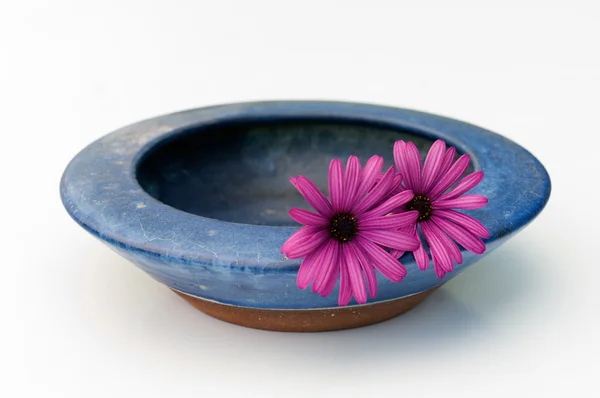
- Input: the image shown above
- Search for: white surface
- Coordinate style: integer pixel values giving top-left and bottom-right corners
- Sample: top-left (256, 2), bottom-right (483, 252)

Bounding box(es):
top-left (2, 1), bottom-right (599, 397)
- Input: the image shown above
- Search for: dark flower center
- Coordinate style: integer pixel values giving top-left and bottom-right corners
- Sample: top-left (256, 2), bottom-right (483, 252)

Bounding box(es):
top-left (329, 213), bottom-right (358, 242)
top-left (408, 195), bottom-right (433, 221)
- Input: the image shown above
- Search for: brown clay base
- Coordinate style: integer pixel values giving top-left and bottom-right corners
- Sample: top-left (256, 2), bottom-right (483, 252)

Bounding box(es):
top-left (173, 287), bottom-right (439, 332)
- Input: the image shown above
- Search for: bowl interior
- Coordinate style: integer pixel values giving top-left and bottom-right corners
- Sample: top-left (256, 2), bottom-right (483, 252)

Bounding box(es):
top-left (137, 118), bottom-right (443, 226)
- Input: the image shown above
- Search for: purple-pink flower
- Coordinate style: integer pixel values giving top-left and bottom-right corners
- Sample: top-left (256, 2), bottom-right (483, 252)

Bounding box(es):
top-left (392, 139), bottom-right (490, 278)
top-left (281, 155), bottom-right (420, 306)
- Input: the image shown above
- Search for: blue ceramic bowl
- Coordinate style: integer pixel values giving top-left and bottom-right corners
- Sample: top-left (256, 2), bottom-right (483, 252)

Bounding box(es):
top-left (60, 101), bottom-right (550, 331)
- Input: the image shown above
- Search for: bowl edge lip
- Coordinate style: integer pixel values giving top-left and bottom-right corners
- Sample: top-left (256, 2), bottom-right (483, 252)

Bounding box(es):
top-left (60, 100), bottom-right (552, 270)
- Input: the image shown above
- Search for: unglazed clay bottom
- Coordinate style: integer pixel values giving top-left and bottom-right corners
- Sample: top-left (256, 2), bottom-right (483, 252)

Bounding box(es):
top-left (173, 287), bottom-right (440, 332)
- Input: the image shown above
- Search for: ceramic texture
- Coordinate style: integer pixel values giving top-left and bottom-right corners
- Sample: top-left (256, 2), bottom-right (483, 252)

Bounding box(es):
top-left (60, 101), bottom-right (551, 311)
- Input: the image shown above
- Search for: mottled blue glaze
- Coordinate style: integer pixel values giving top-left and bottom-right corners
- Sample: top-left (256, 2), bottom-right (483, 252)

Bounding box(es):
top-left (60, 101), bottom-right (551, 309)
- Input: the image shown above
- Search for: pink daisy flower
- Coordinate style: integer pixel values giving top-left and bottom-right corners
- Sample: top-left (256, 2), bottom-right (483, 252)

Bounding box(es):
top-left (392, 139), bottom-right (491, 279)
top-left (281, 155), bottom-right (420, 306)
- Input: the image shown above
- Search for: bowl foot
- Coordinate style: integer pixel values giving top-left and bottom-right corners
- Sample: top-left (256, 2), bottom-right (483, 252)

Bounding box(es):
top-left (173, 287), bottom-right (440, 332)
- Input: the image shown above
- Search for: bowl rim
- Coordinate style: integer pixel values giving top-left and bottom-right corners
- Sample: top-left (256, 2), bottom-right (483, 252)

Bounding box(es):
top-left (60, 100), bottom-right (551, 274)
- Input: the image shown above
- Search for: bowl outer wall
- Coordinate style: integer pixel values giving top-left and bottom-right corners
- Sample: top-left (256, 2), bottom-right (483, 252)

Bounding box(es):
top-left (60, 101), bottom-right (551, 309)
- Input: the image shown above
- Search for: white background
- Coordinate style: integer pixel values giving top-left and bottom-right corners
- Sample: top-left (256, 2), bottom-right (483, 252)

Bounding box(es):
top-left (2, 1), bottom-right (599, 397)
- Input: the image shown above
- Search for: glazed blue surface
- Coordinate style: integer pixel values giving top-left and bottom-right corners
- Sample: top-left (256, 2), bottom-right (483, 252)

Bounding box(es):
top-left (60, 101), bottom-right (551, 309)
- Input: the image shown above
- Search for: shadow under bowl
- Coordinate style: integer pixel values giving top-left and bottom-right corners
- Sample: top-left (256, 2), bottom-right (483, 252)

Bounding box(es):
top-left (60, 101), bottom-right (551, 332)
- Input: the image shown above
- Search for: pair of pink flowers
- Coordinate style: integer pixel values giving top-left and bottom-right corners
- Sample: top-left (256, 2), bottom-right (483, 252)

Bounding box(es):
top-left (281, 140), bottom-right (490, 306)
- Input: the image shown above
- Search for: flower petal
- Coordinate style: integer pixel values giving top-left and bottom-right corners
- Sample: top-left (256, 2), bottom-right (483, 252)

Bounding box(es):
top-left (413, 237), bottom-right (430, 270)
top-left (295, 176), bottom-right (334, 217)
top-left (362, 190), bottom-right (414, 217)
top-left (433, 194), bottom-right (488, 210)
top-left (356, 155), bottom-right (384, 202)
top-left (328, 159), bottom-right (344, 212)
top-left (338, 255), bottom-right (353, 306)
top-left (297, 257), bottom-right (316, 290)
top-left (297, 242), bottom-right (327, 289)
top-left (285, 229), bottom-right (330, 259)
top-left (288, 208), bottom-right (329, 227)
top-left (352, 166), bottom-right (395, 215)
top-left (344, 244), bottom-right (367, 304)
top-left (389, 172), bottom-right (405, 196)
top-left (394, 141), bottom-right (422, 191)
top-left (342, 155), bottom-right (361, 211)
top-left (435, 264), bottom-right (447, 279)
top-left (434, 209), bottom-right (490, 238)
top-left (319, 260), bottom-right (340, 298)
top-left (431, 216), bottom-right (486, 255)
top-left (438, 147), bottom-right (456, 179)
top-left (440, 171), bottom-right (484, 201)
top-left (348, 241), bottom-right (378, 299)
top-left (359, 210), bottom-right (419, 230)
top-left (312, 240), bottom-right (340, 293)
top-left (421, 140), bottom-right (447, 193)
top-left (428, 146), bottom-right (457, 195)
top-left (356, 236), bottom-right (407, 282)
top-left (281, 225), bottom-right (322, 255)
top-left (360, 229), bottom-right (420, 251)
top-left (405, 142), bottom-right (423, 191)
top-left (428, 154), bottom-right (471, 200)
top-left (390, 249), bottom-right (405, 259)
top-left (428, 219), bottom-right (463, 266)
top-left (421, 220), bottom-right (454, 277)
top-left (393, 141), bottom-right (408, 182)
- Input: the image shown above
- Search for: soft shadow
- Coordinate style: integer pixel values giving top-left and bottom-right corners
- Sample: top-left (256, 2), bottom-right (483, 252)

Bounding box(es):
top-left (295, 242), bottom-right (542, 364)
top-left (73, 239), bottom-right (544, 369)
